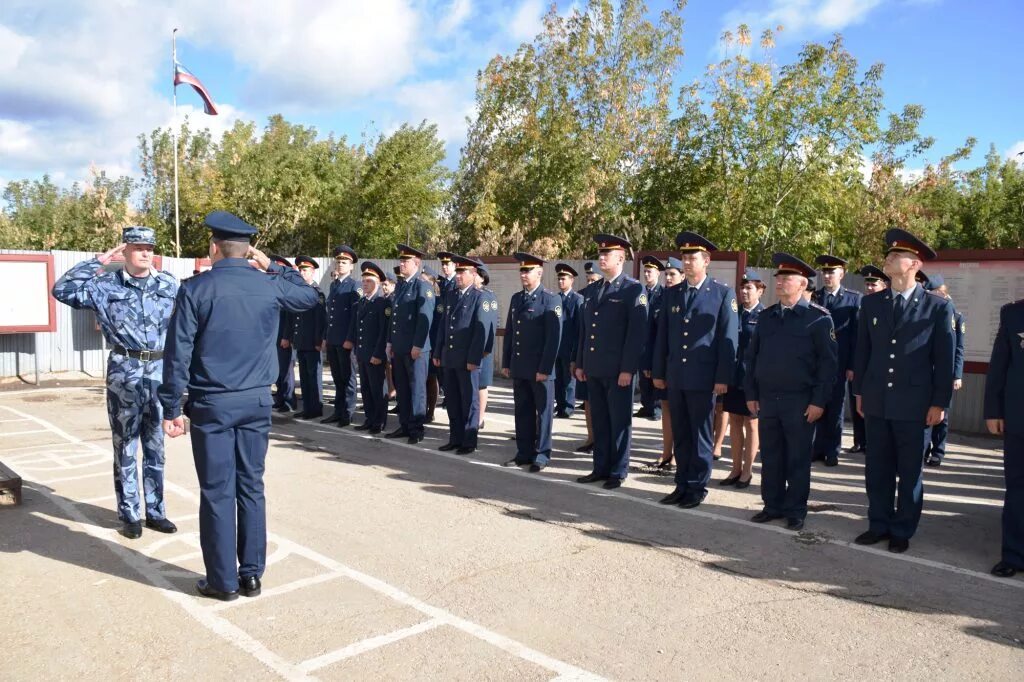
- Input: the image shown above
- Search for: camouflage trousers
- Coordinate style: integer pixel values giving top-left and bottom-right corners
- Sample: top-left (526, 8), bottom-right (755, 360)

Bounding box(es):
top-left (106, 357), bottom-right (166, 523)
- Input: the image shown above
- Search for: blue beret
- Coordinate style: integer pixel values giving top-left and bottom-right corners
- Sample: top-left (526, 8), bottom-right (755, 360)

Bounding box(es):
top-left (641, 255), bottom-right (665, 271)
top-left (513, 252), bottom-right (544, 269)
top-left (772, 252), bottom-right (816, 278)
top-left (421, 265), bottom-right (436, 278)
top-left (205, 211), bottom-right (257, 242)
top-left (884, 228), bottom-right (937, 260)
top-left (675, 231), bottom-right (717, 253)
top-left (665, 257), bottom-right (683, 271)
top-left (397, 243), bottom-right (427, 259)
top-left (741, 267), bottom-right (763, 282)
top-left (332, 245), bottom-right (358, 262)
top-left (122, 226), bottom-right (156, 246)
top-left (815, 254), bottom-right (847, 269)
top-left (555, 263), bottom-right (578, 277)
top-left (295, 255), bottom-right (318, 269)
top-left (360, 261), bottom-right (385, 280)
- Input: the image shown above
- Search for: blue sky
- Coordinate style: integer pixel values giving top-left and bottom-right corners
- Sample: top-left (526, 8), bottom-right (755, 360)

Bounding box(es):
top-left (0, 0), bottom-right (1021, 192)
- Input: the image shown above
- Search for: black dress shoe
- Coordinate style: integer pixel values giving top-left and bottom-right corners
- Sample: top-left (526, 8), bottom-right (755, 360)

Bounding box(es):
top-left (456, 446), bottom-right (475, 455)
top-left (320, 414), bottom-right (341, 424)
top-left (824, 454), bottom-right (839, 467)
top-left (854, 530), bottom-right (890, 545)
top-left (888, 537), bottom-right (909, 553)
top-left (991, 561), bottom-right (1019, 578)
top-left (239, 575), bottom-right (262, 597)
top-left (786, 518), bottom-right (805, 531)
top-left (502, 458), bottom-right (524, 467)
top-left (368, 426), bottom-right (383, 435)
top-left (750, 511), bottom-right (782, 523)
top-left (734, 476), bottom-right (753, 489)
top-left (528, 464), bottom-right (543, 473)
top-left (354, 423), bottom-right (372, 431)
top-left (575, 442), bottom-right (595, 453)
top-left (145, 518), bottom-right (177, 534)
top-left (554, 411), bottom-right (569, 419)
top-left (678, 496), bottom-right (704, 509)
top-left (602, 478), bottom-right (622, 490)
top-left (385, 428), bottom-right (409, 439)
top-left (659, 489), bottom-right (685, 505)
top-left (407, 435), bottom-right (423, 445)
top-left (719, 474), bottom-right (741, 486)
top-left (845, 444), bottom-right (865, 453)
top-left (576, 472), bottom-right (607, 484)
top-left (196, 579), bottom-right (239, 602)
top-left (121, 521), bottom-right (142, 539)
top-left (925, 455), bottom-right (942, 467)
top-left (335, 420), bottom-right (351, 428)
top-left (811, 452), bottom-right (826, 462)
top-left (634, 408), bottom-right (650, 418)
top-left (438, 443), bottom-right (459, 452)
top-left (274, 405), bottom-right (292, 413)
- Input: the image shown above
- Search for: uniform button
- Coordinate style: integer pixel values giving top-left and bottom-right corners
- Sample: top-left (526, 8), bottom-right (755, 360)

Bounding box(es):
top-left (682, 358), bottom-right (687, 363)
top-left (595, 312), bottom-right (599, 316)
top-left (683, 332), bottom-right (688, 337)
top-left (450, 344), bottom-right (454, 349)
top-left (592, 323), bottom-right (596, 328)
top-left (891, 339), bottom-right (896, 344)
top-left (590, 335), bottom-right (595, 340)
top-left (683, 345), bottom-right (688, 349)
top-left (517, 352), bottom-right (521, 356)
top-left (888, 368), bottom-right (894, 373)
top-left (590, 347), bottom-right (595, 351)
top-left (684, 318), bottom-right (690, 324)
top-left (889, 354), bottom-right (895, 359)
top-left (887, 382), bottom-right (893, 388)
top-left (516, 331), bottom-right (520, 335)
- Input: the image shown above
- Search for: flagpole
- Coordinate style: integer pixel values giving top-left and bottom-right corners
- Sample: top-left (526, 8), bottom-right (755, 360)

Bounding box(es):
top-left (172, 28), bottom-right (181, 258)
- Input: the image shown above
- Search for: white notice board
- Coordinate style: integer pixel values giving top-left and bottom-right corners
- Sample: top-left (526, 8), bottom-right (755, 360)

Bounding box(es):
top-left (926, 259), bottom-right (1024, 367)
top-left (0, 254), bottom-right (56, 333)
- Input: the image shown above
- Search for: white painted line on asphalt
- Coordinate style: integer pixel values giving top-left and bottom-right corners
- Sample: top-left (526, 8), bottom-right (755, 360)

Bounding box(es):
top-left (43, 470), bottom-right (110, 484)
top-left (0, 428), bottom-right (49, 437)
top-left (297, 619), bottom-right (444, 673)
top-left (0, 417), bottom-right (30, 422)
top-left (311, 412), bottom-right (1024, 593)
top-left (210, 572), bottom-right (346, 612)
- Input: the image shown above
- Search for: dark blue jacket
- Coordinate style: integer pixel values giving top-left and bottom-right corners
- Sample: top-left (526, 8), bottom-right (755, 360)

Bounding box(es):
top-left (436, 286), bottom-right (487, 368)
top-left (277, 309), bottom-right (293, 344)
top-left (732, 302), bottom-right (764, 388)
top-left (653, 277), bottom-right (738, 391)
top-left (430, 275), bottom-right (456, 350)
top-left (348, 290), bottom-right (390, 364)
top-left (639, 283), bottom-right (664, 372)
top-left (853, 284), bottom-right (956, 421)
top-left (158, 259), bottom-right (318, 418)
top-left (812, 286), bottom-right (861, 374)
top-left (570, 280), bottom-right (602, 365)
top-left (502, 285), bottom-right (561, 379)
top-left (481, 288), bottom-right (498, 358)
top-left (744, 299), bottom-right (837, 407)
top-left (290, 284), bottom-right (326, 350)
top-left (576, 274), bottom-right (648, 378)
top-left (388, 271), bottom-right (436, 354)
top-left (556, 289), bottom-right (583, 361)
top-left (954, 308), bottom-right (965, 381)
top-left (325, 275), bottom-right (360, 346)
top-left (984, 300), bottom-right (1024, 434)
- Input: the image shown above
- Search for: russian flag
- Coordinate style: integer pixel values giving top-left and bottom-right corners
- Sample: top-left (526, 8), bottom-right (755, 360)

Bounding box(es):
top-left (173, 61), bottom-right (219, 115)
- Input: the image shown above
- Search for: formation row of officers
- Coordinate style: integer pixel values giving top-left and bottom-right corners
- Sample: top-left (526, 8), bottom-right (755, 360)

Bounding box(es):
top-left (270, 228), bottom-right (1021, 577)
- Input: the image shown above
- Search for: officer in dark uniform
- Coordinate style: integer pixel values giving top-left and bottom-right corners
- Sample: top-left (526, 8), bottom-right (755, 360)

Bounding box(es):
top-left (984, 298), bottom-right (1024, 578)
top-left (323, 245), bottom-right (359, 427)
top-left (919, 272), bottom-right (965, 467)
top-left (554, 263), bottom-right (583, 418)
top-left (475, 266), bottom-right (498, 428)
top-left (572, 269), bottom-right (603, 452)
top-left (637, 256), bottom-right (665, 420)
top-left (502, 253), bottom-right (562, 471)
top-left (348, 262), bottom-right (391, 433)
top-left (269, 255), bottom-right (297, 413)
top-left (159, 211), bottom-right (318, 601)
top-left (575, 236), bottom-right (647, 489)
top-left (387, 244), bottom-right (436, 444)
top-left (290, 256), bottom-right (326, 419)
top-left (434, 255), bottom-right (487, 454)
top-left (428, 255), bottom-right (456, 420)
top-left (583, 261), bottom-right (601, 286)
top-left (811, 254), bottom-right (862, 467)
top-left (852, 228), bottom-right (955, 553)
top-left (848, 265), bottom-right (889, 453)
top-left (653, 232), bottom-right (738, 508)
top-left (746, 254), bottom-right (837, 531)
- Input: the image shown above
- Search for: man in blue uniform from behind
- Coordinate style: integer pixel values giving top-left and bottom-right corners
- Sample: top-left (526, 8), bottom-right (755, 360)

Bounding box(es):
top-left (553, 263), bottom-right (583, 419)
top-left (291, 256), bottom-right (326, 419)
top-left (575, 235), bottom-right (647, 489)
top-left (984, 297), bottom-right (1024, 578)
top-left (653, 232), bottom-right (739, 509)
top-left (348, 262), bottom-right (391, 434)
top-left (746, 254), bottom-right (836, 531)
top-left (323, 245), bottom-right (360, 427)
top-left (852, 228), bottom-right (955, 554)
top-left (53, 226), bottom-right (179, 539)
top-left (502, 253), bottom-right (562, 471)
top-left (811, 254), bottom-right (861, 467)
top-left (387, 244), bottom-right (436, 444)
top-left (435, 255), bottom-right (488, 455)
top-left (160, 211), bottom-right (318, 600)
top-left (269, 255), bottom-right (297, 413)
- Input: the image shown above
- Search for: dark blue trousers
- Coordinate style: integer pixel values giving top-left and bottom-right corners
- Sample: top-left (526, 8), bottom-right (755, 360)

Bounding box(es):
top-left (638, 374), bottom-right (661, 418)
top-left (273, 344), bottom-right (295, 409)
top-left (758, 392), bottom-right (815, 520)
top-left (444, 366), bottom-right (480, 448)
top-left (512, 376), bottom-right (554, 465)
top-left (189, 389), bottom-right (271, 593)
top-left (864, 417), bottom-right (926, 539)
top-left (812, 375), bottom-right (846, 459)
top-left (325, 344), bottom-right (357, 421)
top-left (296, 350), bottom-right (323, 417)
top-left (358, 359), bottom-right (388, 430)
top-left (848, 381), bottom-right (865, 447)
top-left (554, 357), bottom-right (576, 416)
top-left (668, 389), bottom-right (715, 500)
top-left (394, 352), bottom-right (428, 437)
top-left (1003, 432), bottom-right (1024, 568)
top-left (588, 375), bottom-right (632, 479)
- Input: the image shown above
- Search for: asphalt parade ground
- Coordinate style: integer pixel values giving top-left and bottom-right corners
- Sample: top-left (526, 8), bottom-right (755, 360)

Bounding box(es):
top-left (2, 382), bottom-right (1022, 680)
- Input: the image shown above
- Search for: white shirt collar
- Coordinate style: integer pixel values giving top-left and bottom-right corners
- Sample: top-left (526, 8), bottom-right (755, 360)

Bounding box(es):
top-left (687, 274), bottom-right (707, 290)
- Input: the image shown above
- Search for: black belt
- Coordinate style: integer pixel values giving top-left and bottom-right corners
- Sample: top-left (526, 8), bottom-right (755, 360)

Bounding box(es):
top-left (113, 345), bottom-right (163, 361)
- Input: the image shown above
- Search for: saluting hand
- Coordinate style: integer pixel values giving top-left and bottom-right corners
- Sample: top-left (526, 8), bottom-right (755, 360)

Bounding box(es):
top-left (247, 246), bottom-right (271, 271)
top-left (98, 243), bottom-right (126, 265)
top-left (805, 404), bottom-right (824, 423)
top-left (162, 417), bottom-right (186, 438)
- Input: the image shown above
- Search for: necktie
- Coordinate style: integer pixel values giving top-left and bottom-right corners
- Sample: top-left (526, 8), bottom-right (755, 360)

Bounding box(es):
top-left (826, 292), bottom-right (834, 308)
top-left (893, 294), bottom-right (905, 325)
top-left (780, 307), bottom-right (787, 321)
top-left (684, 286), bottom-right (695, 311)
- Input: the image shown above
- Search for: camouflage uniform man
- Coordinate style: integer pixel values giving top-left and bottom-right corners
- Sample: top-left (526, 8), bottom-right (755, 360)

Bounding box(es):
top-left (52, 227), bottom-right (179, 539)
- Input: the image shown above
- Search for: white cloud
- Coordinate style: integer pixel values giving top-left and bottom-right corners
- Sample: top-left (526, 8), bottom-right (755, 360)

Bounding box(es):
top-left (390, 79), bottom-right (476, 151)
top-left (1005, 140), bottom-right (1024, 164)
top-left (438, 0), bottom-right (473, 36)
top-left (509, 0), bottom-right (546, 42)
top-left (722, 0), bottom-right (885, 41)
